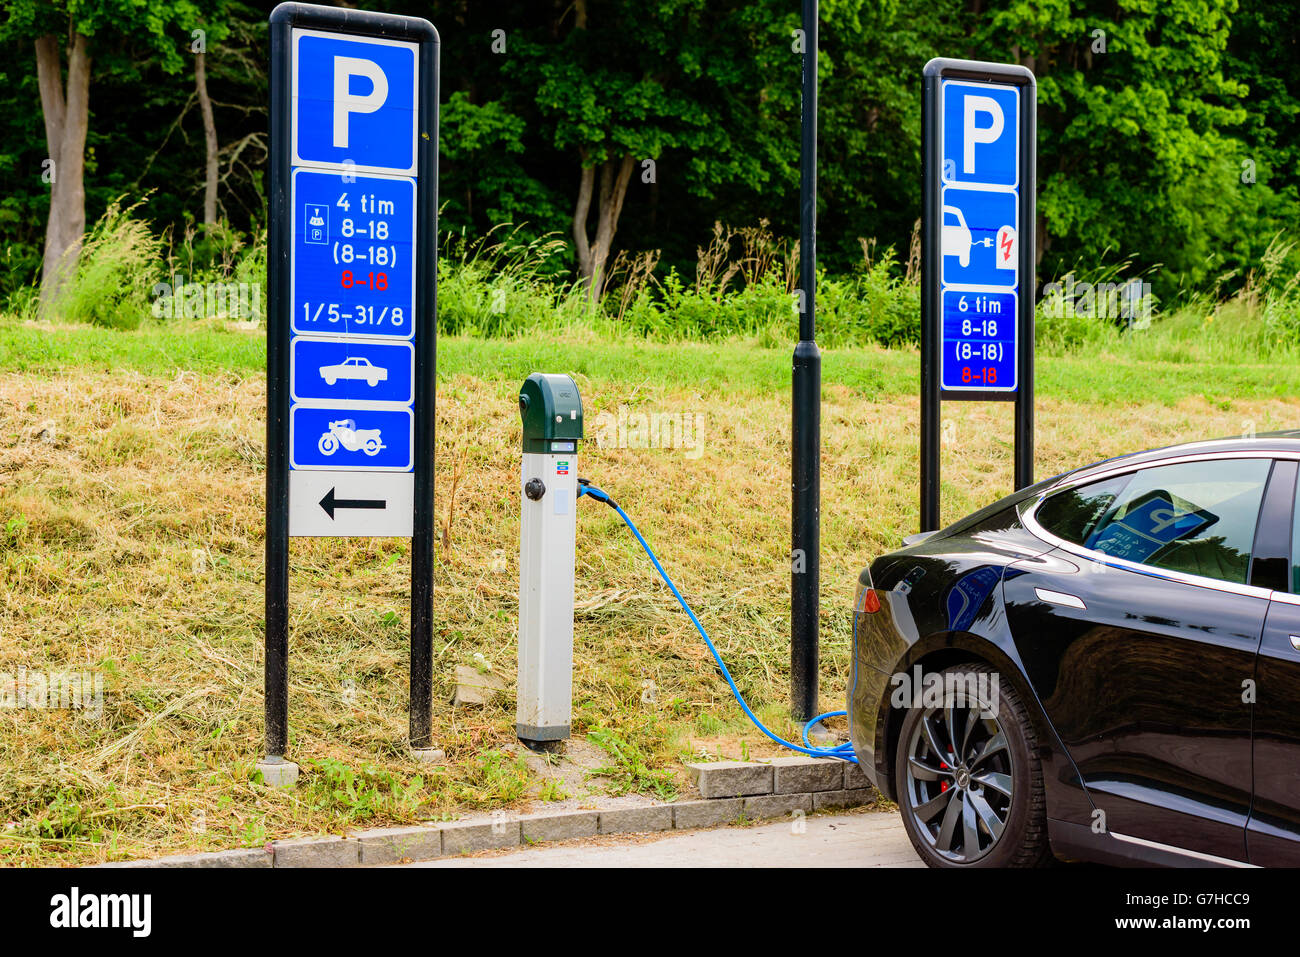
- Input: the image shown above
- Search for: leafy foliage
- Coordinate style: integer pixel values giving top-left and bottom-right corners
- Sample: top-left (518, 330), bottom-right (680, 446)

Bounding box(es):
top-left (0, 0), bottom-right (1294, 306)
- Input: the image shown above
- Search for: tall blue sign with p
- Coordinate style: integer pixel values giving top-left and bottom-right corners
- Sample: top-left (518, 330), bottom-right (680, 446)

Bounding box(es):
top-left (265, 1), bottom-right (441, 766)
top-left (919, 58), bottom-right (1036, 532)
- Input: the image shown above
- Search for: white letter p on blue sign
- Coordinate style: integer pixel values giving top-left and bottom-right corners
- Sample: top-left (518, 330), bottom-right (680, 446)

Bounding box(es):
top-left (962, 95), bottom-right (1003, 175)
top-left (333, 56), bottom-right (389, 148)
top-left (942, 80), bottom-right (1019, 189)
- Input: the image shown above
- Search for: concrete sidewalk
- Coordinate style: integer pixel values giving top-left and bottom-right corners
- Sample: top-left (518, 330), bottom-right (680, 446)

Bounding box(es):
top-left (393, 810), bottom-right (921, 867)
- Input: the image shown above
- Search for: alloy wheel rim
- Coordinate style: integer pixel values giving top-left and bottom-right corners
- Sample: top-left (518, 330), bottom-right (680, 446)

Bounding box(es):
top-left (904, 699), bottom-right (1013, 863)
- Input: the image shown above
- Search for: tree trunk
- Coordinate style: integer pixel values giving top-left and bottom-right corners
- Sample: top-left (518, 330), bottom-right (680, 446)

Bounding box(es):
top-left (590, 153), bottom-right (635, 297)
top-left (572, 152), bottom-right (595, 283)
top-left (564, 0), bottom-right (635, 301)
top-left (195, 50), bottom-right (219, 226)
top-left (36, 32), bottom-right (91, 314)
top-left (572, 153), bottom-right (635, 302)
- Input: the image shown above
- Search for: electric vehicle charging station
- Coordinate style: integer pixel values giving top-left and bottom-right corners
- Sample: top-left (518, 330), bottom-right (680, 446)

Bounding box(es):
top-left (516, 373), bottom-right (584, 752)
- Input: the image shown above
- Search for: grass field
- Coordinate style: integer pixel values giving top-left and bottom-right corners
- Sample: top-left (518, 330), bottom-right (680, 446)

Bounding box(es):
top-left (2, 317), bottom-right (1299, 865)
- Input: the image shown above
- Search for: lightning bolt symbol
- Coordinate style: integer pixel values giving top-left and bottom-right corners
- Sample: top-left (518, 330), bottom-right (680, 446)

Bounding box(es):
top-left (999, 231), bottom-right (1013, 262)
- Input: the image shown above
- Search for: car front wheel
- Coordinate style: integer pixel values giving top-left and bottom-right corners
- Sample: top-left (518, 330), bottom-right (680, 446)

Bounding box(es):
top-left (894, 663), bottom-right (1051, 867)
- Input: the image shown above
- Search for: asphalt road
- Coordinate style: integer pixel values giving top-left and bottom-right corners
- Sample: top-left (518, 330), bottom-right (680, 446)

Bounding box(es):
top-left (395, 810), bottom-right (923, 868)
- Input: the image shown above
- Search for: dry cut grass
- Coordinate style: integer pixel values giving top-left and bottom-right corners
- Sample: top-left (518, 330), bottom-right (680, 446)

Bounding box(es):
top-left (0, 342), bottom-right (1296, 864)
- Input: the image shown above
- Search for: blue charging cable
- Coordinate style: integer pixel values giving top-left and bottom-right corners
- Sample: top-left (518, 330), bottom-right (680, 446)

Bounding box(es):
top-left (577, 480), bottom-right (856, 763)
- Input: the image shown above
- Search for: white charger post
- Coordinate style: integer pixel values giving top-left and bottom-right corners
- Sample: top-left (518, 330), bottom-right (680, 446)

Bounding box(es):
top-left (516, 373), bottom-right (584, 752)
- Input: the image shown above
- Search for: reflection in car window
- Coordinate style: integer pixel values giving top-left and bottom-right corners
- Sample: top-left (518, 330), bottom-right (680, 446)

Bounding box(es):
top-left (1034, 475), bottom-right (1132, 545)
top-left (1037, 459), bottom-right (1272, 585)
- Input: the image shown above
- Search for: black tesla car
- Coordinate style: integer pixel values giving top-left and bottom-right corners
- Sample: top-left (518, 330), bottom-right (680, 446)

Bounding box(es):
top-left (849, 432), bottom-right (1300, 867)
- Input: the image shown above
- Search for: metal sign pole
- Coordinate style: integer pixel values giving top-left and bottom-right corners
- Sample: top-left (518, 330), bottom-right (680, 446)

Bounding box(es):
top-left (262, 3), bottom-right (440, 782)
top-left (919, 70), bottom-right (942, 533)
top-left (410, 33), bottom-right (440, 752)
top-left (263, 12), bottom-right (293, 782)
top-left (791, 0), bottom-right (820, 724)
top-left (919, 58), bottom-right (1036, 532)
top-left (1013, 77), bottom-right (1037, 493)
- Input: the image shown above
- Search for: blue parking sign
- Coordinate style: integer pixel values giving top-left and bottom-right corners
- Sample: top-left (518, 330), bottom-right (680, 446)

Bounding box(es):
top-left (268, 3), bottom-right (440, 753)
top-left (920, 58), bottom-right (1034, 524)
top-left (936, 75), bottom-right (1023, 395)
top-left (293, 30), bottom-right (418, 175)
top-left (942, 81), bottom-right (1018, 188)
top-left (282, 16), bottom-right (427, 538)
top-left (291, 169), bottom-right (416, 340)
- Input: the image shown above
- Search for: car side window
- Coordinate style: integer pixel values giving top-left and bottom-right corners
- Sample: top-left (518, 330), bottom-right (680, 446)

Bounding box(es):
top-left (1034, 474), bottom-right (1133, 545)
top-left (1037, 459), bottom-right (1273, 585)
top-left (1292, 471), bottom-right (1300, 593)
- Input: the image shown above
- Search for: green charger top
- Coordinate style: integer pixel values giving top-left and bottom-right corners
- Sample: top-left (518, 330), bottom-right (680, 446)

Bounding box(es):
top-left (518, 373), bottom-right (583, 453)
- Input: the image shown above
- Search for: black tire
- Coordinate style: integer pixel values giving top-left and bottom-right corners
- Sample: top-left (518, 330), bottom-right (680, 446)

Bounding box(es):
top-left (894, 663), bottom-right (1052, 868)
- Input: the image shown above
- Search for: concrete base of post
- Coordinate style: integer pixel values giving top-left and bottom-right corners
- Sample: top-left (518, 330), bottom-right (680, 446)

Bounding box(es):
top-left (256, 756), bottom-right (299, 788)
top-left (409, 746), bottom-right (446, 764)
top-left (803, 720), bottom-right (836, 746)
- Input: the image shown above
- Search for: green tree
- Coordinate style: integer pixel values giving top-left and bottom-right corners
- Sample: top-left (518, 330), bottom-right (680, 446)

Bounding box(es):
top-left (503, 0), bottom-right (815, 296)
top-left (2, 0), bottom-right (209, 309)
top-left (975, 0), bottom-right (1254, 295)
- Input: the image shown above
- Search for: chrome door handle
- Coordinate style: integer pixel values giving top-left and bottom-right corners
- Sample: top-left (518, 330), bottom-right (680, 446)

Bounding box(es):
top-left (1290, 636), bottom-right (1300, 652)
top-left (1035, 587), bottom-right (1086, 610)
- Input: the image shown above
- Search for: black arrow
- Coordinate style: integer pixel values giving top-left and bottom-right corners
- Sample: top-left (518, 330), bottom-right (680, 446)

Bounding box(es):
top-left (318, 487), bottom-right (386, 520)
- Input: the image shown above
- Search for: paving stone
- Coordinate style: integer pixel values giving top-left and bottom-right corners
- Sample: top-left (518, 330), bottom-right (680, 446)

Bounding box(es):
top-left (519, 811), bottom-right (598, 844)
top-left (598, 805), bottom-right (674, 835)
top-left (441, 818), bottom-right (521, 855)
top-left (813, 788), bottom-right (877, 811)
top-left (843, 761), bottom-right (872, 790)
top-left (102, 848), bottom-right (273, 868)
top-left (354, 825), bottom-right (443, 865)
top-left (272, 836), bottom-right (359, 868)
top-left (743, 792), bottom-right (814, 820)
top-left (671, 798), bottom-right (744, 830)
top-left (764, 756), bottom-right (845, 794)
top-left (686, 761), bottom-right (773, 798)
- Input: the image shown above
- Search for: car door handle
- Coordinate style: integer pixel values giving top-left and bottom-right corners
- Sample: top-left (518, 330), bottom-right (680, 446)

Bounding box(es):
top-left (1035, 587), bottom-right (1086, 610)
top-left (1290, 636), bottom-right (1300, 652)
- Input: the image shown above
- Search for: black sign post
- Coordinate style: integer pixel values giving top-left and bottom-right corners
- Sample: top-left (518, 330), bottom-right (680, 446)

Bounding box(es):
top-left (791, 0), bottom-right (821, 726)
top-left (920, 58), bottom-right (1035, 532)
top-left (263, 3), bottom-right (440, 785)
